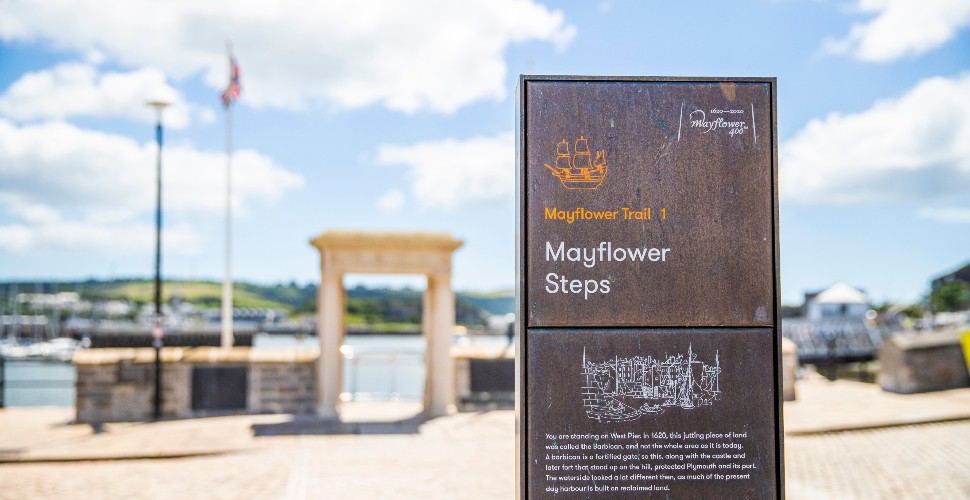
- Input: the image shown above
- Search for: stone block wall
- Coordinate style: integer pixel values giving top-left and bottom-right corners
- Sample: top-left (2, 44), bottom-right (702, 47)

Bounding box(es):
top-left (249, 362), bottom-right (316, 415)
top-left (76, 347), bottom-right (317, 423)
top-left (76, 349), bottom-right (192, 423)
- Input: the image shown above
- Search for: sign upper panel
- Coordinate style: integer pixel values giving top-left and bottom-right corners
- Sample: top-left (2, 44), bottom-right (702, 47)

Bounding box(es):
top-left (524, 80), bottom-right (775, 327)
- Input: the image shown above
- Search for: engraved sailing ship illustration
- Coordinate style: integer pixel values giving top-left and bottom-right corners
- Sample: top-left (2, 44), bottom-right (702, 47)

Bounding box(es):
top-left (544, 136), bottom-right (608, 190)
top-left (581, 345), bottom-right (721, 422)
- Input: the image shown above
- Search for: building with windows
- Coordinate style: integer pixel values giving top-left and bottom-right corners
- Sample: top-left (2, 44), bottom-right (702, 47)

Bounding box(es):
top-left (804, 282), bottom-right (870, 321)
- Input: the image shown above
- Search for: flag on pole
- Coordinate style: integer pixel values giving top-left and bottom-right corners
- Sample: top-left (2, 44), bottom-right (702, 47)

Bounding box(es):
top-left (221, 56), bottom-right (242, 107)
top-left (221, 44), bottom-right (238, 349)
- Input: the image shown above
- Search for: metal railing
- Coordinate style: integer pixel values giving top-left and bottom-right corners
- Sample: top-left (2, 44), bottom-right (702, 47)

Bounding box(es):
top-left (782, 317), bottom-right (894, 364)
top-left (339, 345), bottom-right (425, 402)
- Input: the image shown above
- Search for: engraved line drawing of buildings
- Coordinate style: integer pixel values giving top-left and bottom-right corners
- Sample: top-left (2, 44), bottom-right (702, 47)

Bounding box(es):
top-left (581, 345), bottom-right (721, 422)
top-left (544, 136), bottom-right (608, 190)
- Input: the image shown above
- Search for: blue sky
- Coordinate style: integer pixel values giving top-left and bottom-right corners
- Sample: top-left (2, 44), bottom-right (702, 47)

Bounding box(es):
top-left (0, 0), bottom-right (968, 305)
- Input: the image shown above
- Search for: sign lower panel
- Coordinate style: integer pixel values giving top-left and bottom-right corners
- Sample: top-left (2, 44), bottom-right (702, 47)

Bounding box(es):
top-left (527, 328), bottom-right (776, 499)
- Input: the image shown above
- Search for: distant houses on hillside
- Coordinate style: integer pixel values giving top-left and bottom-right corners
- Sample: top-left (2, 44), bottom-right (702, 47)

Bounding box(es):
top-left (803, 282), bottom-right (870, 321)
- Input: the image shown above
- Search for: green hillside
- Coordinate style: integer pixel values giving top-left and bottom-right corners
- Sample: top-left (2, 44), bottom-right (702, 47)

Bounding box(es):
top-left (87, 281), bottom-right (292, 310)
top-left (0, 279), bottom-right (514, 326)
top-left (457, 290), bottom-right (515, 316)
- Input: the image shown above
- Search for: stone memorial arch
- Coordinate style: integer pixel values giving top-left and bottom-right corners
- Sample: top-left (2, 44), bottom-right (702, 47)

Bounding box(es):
top-left (310, 231), bottom-right (463, 420)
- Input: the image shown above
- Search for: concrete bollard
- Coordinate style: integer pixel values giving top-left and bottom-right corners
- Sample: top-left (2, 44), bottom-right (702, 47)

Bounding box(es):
top-left (782, 337), bottom-right (797, 401)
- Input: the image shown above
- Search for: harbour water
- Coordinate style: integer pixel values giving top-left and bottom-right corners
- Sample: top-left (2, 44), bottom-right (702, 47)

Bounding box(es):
top-left (1, 334), bottom-right (508, 407)
top-left (2, 359), bottom-right (76, 407)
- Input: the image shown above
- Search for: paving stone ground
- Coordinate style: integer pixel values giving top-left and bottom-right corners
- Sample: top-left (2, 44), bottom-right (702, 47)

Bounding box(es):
top-left (0, 404), bottom-right (515, 500)
top-left (785, 420), bottom-right (970, 499)
top-left (2, 420), bottom-right (968, 499)
top-left (1, 381), bottom-right (969, 499)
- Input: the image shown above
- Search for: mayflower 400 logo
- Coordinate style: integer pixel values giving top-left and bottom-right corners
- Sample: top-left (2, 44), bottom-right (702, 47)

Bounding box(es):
top-left (688, 108), bottom-right (749, 137)
top-left (544, 136), bottom-right (608, 190)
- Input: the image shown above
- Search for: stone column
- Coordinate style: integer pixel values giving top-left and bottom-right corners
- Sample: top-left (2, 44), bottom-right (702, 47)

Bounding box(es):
top-left (422, 280), bottom-right (433, 411)
top-left (425, 271), bottom-right (456, 416)
top-left (316, 271), bottom-right (344, 420)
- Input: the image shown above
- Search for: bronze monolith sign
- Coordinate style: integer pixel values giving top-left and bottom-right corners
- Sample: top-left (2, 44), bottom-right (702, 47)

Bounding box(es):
top-left (517, 76), bottom-right (781, 499)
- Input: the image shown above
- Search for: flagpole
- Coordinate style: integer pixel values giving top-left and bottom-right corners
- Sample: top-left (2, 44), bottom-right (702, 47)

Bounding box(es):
top-left (221, 43), bottom-right (234, 349)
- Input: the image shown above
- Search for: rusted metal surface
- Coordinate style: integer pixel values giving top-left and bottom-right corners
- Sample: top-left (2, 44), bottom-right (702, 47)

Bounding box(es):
top-left (524, 80), bottom-right (774, 327)
top-left (516, 76), bottom-right (781, 499)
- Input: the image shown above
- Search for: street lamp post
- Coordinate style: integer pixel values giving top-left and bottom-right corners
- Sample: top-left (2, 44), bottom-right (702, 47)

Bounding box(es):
top-left (147, 100), bottom-right (170, 421)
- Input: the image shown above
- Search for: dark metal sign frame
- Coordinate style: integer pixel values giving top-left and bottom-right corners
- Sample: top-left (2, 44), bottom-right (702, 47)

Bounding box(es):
top-left (516, 75), bottom-right (782, 499)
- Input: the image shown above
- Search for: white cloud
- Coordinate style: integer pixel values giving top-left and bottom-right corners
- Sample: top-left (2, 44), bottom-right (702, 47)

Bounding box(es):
top-left (919, 207), bottom-right (970, 223)
top-left (377, 132), bottom-right (514, 210)
top-left (780, 73), bottom-right (970, 205)
top-left (0, 62), bottom-right (203, 129)
top-left (377, 189), bottom-right (407, 212)
top-left (0, 118), bottom-right (303, 253)
top-left (0, 219), bottom-right (200, 255)
top-left (0, 195), bottom-right (61, 225)
top-left (0, 0), bottom-right (575, 114)
top-left (824, 0), bottom-right (970, 61)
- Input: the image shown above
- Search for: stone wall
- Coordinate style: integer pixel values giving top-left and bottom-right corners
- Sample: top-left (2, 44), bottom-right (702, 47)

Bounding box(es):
top-left (248, 350), bottom-right (317, 415)
top-left (76, 347), bottom-right (317, 423)
top-left (76, 349), bottom-right (192, 423)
